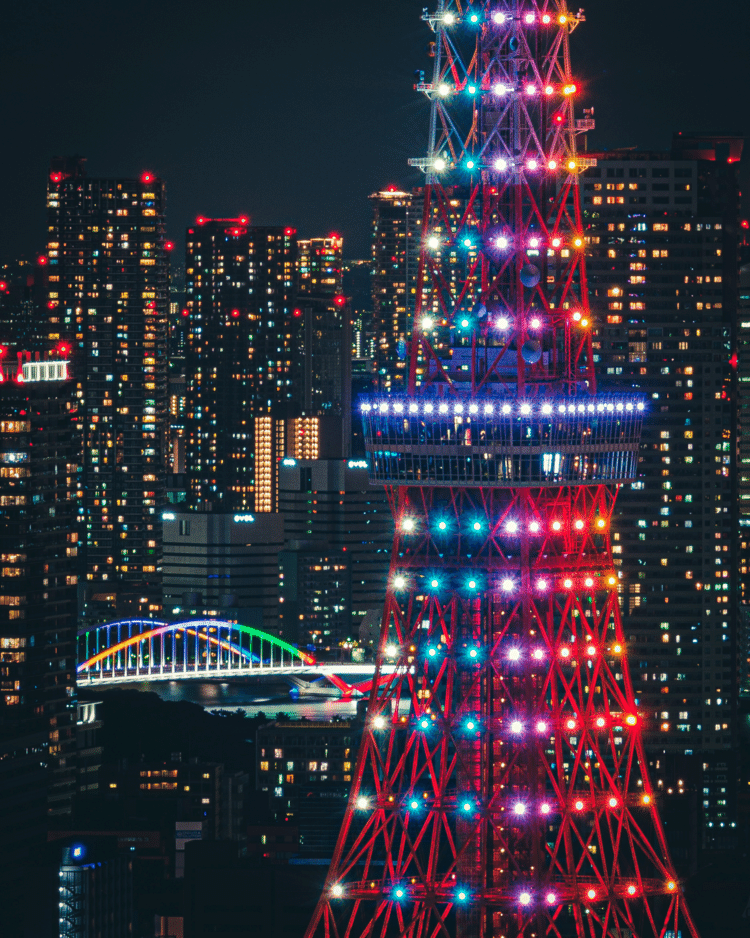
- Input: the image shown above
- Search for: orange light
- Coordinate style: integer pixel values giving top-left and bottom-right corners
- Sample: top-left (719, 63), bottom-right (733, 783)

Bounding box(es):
top-left (625, 714), bottom-right (637, 726)
top-left (574, 799), bottom-right (584, 811)
top-left (560, 647), bottom-right (571, 659)
top-left (574, 237), bottom-right (583, 248)
top-left (587, 889), bottom-right (596, 900)
top-left (563, 578), bottom-right (573, 589)
top-left (568, 160), bottom-right (577, 171)
top-left (613, 644), bottom-right (623, 654)
top-left (667, 881), bottom-right (676, 891)
top-left (552, 520), bottom-right (562, 531)
top-left (627, 885), bottom-right (636, 896)
top-left (642, 794), bottom-right (652, 805)
top-left (558, 14), bottom-right (568, 24)
top-left (596, 518), bottom-right (606, 529)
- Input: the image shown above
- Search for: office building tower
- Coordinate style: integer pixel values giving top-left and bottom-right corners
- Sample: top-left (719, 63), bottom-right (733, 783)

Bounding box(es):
top-left (369, 188), bottom-right (422, 390)
top-left (0, 351), bottom-right (78, 929)
top-left (184, 218), bottom-right (297, 512)
top-left (45, 156), bottom-right (168, 619)
top-left (278, 546), bottom-right (350, 646)
top-left (0, 258), bottom-right (47, 348)
top-left (297, 235), bottom-right (343, 299)
top-left (162, 511), bottom-right (284, 631)
top-left (586, 132), bottom-right (744, 846)
top-left (278, 459), bottom-right (391, 646)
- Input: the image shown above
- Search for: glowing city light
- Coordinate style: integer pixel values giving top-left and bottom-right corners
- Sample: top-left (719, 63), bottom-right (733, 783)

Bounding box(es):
top-left (393, 575), bottom-right (406, 589)
top-left (501, 578), bottom-right (514, 592)
top-left (510, 720), bottom-right (523, 734)
top-left (514, 803), bottom-right (526, 815)
top-left (519, 891), bottom-right (532, 905)
top-left (505, 520), bottom-right (518, 534)
top-left (356, 796), bottom-right (370, 809)
top-left (508, 648), bottom-right (521, 661)
top-left (331, 884), bottom-right (344, 898)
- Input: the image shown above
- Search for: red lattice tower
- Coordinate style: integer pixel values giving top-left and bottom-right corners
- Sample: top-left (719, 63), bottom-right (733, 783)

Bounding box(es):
top-left (305, 2), bottom-right (700, 937)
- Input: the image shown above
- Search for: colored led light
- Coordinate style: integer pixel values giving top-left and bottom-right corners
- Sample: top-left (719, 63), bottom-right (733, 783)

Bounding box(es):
top-left (402, 518), bottom-right (415, 532)
top-left (520, 891), bottom-right (532, 905)
top-left (438, 520), bottom-right (447, 531)
top-left (642, 794), bottom-right (652, 805)
top-left (468, 647), bottom-right (479, 659)
top-left (529, 521), bottom-right (541, 533)
top-left (530, 317), bottom-right (542, 329)
top-left (574, 519), bottom-right (584, 530)
top-left (527, 159), bottom-right (539, 170)
top-left (513, 803), bottom-right (526, 815)
top-left (564, 578), bottom-right (573, 589)
top-left (560, 647), bottom-right (571, 658)
top-left (421, 316), bottom-right (434, 330)
top-left (596, 717), bottom-right (605, 728)
top-left (532, 649), bottom-right (544, 661)
top-left (508, 648), bottom-right (521, 661)
top-left (462, 801), bottom-right (473, 812)
top-left (493, 11), bottom-right (507, 23)
top-left (667, 881), bottom-right (676, 891)
top-left (433, 157), bottom-right (446, 171)
top-left (419, 717), bottom-right (430, 729)
top-left (609, 797), bottom-right (619, 808)
top-left (393, 576), bottom-right (406, 590)
top-left (585, 577), bottom-right (594, 588)
top-left (510, 720), bottom-right (523, 734)
top-left (627, 885), bottom-right (637, 896)
top-left (536, 719), bottom-right (547, 731)
top-left (472, 521), bottom-right (482, 531)
top-left (525, 84), bottom-right (537, 95)
top-left (625, 714), bottom-right (637, 726)
top-left (574, 800), bottom-right (584, 811)
top-left (331, 884), bottom-right (344, 898)
top-left (542, 13), bottom-right (552, 23)
top-left (467, 579), bottom-right (477, 590)
top-left (545, 86), bottom-right (554, 96)
top-left (466, 719), bottom-right (477, 730)
top-left (457, 889), bottom-right (468, 901)
top-left (427, 236), bottom-right (440, 249)
top-left (587, 645), bottom-right (596, 655)
top-left (566, 719), bottom-right (576, 730)
top-left (613, 644), bottom-right (623, 654)
top-left (493, 84), bottom-right (509, 96)
top-left (541, 803), bottom-right (551, 815)
top-left (505, 520), bottom-right (518, 534)
top-left (394, 886), bottom-right (406, 899)
top-left (442, 12), bottom-right (455, 24)
top-left (465, 159), bottom-right (476, 170)
top-left (551, 237), bottom-right (561, 247)
top-left (524, 12), bottom-right (535, 23)
top-left (552, 520), bottom-right (562, 531)
top-left (372, 715), bottom-right (386, 729)
top-left (587, 889), bottom-right (596, 900)
top-left (428, 647), bottom-right (437, 657)
top-left (546, 892), bottom-right (557, 904)
top-left (501, 578), bottom-right (514, 592)
top-left (356, 796), bottom-right (369, 809)
top-left (495, 237), bottom-right (509, 250)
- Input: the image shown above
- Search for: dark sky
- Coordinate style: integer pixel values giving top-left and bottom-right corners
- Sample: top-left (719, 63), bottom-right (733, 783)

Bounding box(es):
top-left (1, 0), bottom-right (747, 261)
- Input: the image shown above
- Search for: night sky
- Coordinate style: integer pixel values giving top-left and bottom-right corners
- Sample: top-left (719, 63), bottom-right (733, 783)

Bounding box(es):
top-left (1, 0), bottom-right (747, 262)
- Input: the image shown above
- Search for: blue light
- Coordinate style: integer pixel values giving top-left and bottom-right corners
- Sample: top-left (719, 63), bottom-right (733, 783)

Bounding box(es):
top-left (429, 577), bottom-right (441, 590)
top-left (456, 889), bottom-right (469, 902)
top-left (393, 886), bottom-right (406, 900)
top-left (461, 800), bottom-right (474, 813)
top-left (467, 84), bottom-right (477, 95)
top-left (461, 239), bottom-right (473, 250)
top-left (419, 717), bottom-right (431, 730)
top-left (471, 520), bottom-right (483, 532)
top-left (71, 844), bottom-right (85, 860)
top-left (465, 159), bottom-right (476, 171)
top-left (467, 646), bottom-right (481, 660)
top-left (409, 798), bottom-right (420, 811)
top-left (465, 717), bottom-right (479, 732)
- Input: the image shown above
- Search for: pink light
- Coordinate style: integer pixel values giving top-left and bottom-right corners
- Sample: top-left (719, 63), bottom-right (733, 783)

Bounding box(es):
top-left (510, 720), bottom-right (523, 734)
top-left (141, 172), bottom-right (153, 183)
top-left (574, 519), bottom-right (584, 530)
top-left (551, 237), bottom-right (562, 248)
top-left (536, 578), bottom-right (548, 591)
top-left (546, 892), bottom-right (557, 905)
top-left (551, 520), bottom-right (562, 532)
top-left (164, 241), bottom-right (174, 251)
top-left (540, 803), bottom-right (551, 815)
top-left (586, 645), bottom-right (596, 656)
top-left (566, 718), bottom-right (576, 730)
top-left (524, 13), bottom-right (535, 23)
top-left (574, 800), bottom-right (584, 811)
top-left (527, 159), bottom-right (539, 170)
top-left (536, 719), bottom-right (547, 731)
top-left (239, 216), bottom-right (249, 224)
top-left (542, 13), bottom-right (552, 24)
top-left (529, 521), bottom-right (540, 533)
top-left (525, 84), bottom-right (537, 95)
top-left (50, 172), bottom-right (63, 183)
top-left (513, 803), bottom-right (526, 815)
top-left (559, 646), bottom-right (570, 658)
top-left (528, 237), bottom-right (540, 248)
top-left (587, 889), bottom-right (596, 901)
top-left (544, 85), bottom-right (554, 96)
top-left (231, 309), bottom-right (240, 318)
top-left (519, 891), bottom-right (532, 906)
top-left (37, 255), bottom-right (48, 266)
top-left (596, 717), bottom-right (606, 728)
top-left (530, 317), bottom-right (542, 329)
top-left (532, 649), bottom-right (544, 661)
top-left (508, 648), bottom-right (521, 661)
top-left (196, 216), bottom-right (206, 225)
top-left (563, 578), bottom-right (573, 589)
top-left (585, 577), bottom-right (594, 588)
top-left (627, 885), bottom-right (637, 896)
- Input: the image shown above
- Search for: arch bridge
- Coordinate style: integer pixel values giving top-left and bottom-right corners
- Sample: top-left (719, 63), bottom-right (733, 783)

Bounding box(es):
top-left (77, 619), bottom-right (384, 695)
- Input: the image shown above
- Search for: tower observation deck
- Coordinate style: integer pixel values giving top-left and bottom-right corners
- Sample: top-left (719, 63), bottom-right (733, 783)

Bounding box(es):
top-left (305, 2), bottom-right (700, 937)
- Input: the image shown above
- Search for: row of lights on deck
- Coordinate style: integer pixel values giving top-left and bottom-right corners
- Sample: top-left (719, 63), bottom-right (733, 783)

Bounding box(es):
top-left (363, 399), bottom-right (644, 416)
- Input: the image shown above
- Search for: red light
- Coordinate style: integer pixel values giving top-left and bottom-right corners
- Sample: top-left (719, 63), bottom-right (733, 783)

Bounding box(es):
top-left (0, 281), bottom-right (7, 292)
top-left (293, 308), bottom-right (303, 318)
top-left (284, 227), bottom-right (296, 236)
top-left (37, 256), bottom-right (48, 266)
top-left (555, 115), bottom-right (564, 123)
top-left (742, 220), bottom-right (749, 230)
top-left (231, 228), bottom-right (241, 236)
top-left (182, 308), bottom-right (189, 318)
top-left (141, 172), bottom-right (153, 183)
top-left (196, 216), bottom-right (206, 225)
top-left (334, 295), bottom-right (346, 307)
top-left (47, 300), bottom-right (57, 309)
top-left (239, 216), bottom-right (249, 225)
top-left (231, 309), bottom-right (240, 318)
top-left (58, 344), bottom-right (69, 354)
top-left (164, 241), bottom-right (174, 251)
top-left (50, 172), bottom-right (62, 183)
top-left (0, 347), bottom-right (6, 358)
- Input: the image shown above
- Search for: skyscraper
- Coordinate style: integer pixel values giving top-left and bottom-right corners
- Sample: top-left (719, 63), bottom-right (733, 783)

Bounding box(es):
top-left (0, 350), bottom-right (78, 929)
top-left (369, 188), bottom-right (421, 390)
top-left (45, 157), bottom-right (168, 619)
top-left (587, 132), bottom-right (744, 846)
top-left (184, 218), bottom-right (297, 512)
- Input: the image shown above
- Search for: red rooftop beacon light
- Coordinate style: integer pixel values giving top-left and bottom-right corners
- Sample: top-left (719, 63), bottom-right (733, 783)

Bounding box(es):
top-left (305, 3), bottom-right (699, 938)
top-left (141, 171), bottom-right (154, 184)
top-left (333, 295), bottom-right (346, 307)
top-left (164, 241), bottom-right (175, 251)
top-left (37, 255), bottom-right (48, 266)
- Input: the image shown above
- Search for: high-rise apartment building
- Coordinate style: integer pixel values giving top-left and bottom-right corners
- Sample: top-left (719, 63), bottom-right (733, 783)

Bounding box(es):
top-left (45, 157), bottom-right (168, 619)
top-left (0, 351), bottom-right (78, 930)
top-left (369, 188), bottom-right (421, 390)
top-left (586, 132), bottom-right (744, 846)
top-left (184, 218), bottom-right (297, 513)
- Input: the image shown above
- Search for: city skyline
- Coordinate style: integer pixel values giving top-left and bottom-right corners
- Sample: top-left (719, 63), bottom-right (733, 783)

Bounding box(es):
top-left (0, 0), bottom-right (748, 263)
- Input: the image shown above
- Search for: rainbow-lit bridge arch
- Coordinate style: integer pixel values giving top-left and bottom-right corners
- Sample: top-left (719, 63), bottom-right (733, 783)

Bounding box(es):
top-left (76, 618), bottom-right (391, 695)
top-left (77, 618), bottom-right (317, 684)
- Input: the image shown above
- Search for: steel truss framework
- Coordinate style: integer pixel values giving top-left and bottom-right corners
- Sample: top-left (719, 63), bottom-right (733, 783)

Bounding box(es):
top-left (306, 1), bottom-right (699, 937)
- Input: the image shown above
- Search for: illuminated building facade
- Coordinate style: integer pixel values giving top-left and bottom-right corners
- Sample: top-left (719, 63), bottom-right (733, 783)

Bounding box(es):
top-left (46, 156), bottom-right (168, 619)
top-left (278, 546), bottom-right (350, 646)
top-left (0, 354), bottom-right (78, 928)
top-left (587, 134), bottom-right (744, 845)
top-left (307, 3), bottom-right (699, 938)
top-left (369, 188), bottom-right (421, 390)
top-left (184, 218), bottom-right (297, 512)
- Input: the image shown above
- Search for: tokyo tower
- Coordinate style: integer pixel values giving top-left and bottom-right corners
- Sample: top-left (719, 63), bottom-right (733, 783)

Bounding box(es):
top-left (305, 2), bottom-right (700, 937)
